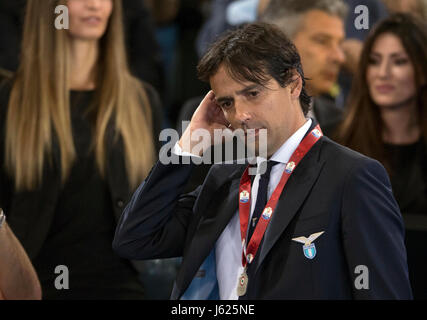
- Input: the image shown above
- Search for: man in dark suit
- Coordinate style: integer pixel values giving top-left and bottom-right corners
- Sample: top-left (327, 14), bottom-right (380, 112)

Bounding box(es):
top-left (113, 22), bottom-right (412, 299)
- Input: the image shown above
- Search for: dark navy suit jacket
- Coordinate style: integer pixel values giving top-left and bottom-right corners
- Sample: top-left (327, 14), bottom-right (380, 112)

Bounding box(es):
top-left (113, 133), bottom-right (413, 299)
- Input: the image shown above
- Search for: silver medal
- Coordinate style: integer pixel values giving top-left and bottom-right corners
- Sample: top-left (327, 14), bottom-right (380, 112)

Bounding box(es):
top-left (236, 268), bottom-right (249, 297)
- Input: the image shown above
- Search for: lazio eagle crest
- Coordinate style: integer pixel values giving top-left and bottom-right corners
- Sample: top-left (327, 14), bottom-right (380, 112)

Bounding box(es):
top-left (292, 231), bottom-right (325, 260)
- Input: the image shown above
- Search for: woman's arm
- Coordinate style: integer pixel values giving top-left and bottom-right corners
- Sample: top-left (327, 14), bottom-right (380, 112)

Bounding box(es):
top-left (0, 209), bottom-right (42, 300)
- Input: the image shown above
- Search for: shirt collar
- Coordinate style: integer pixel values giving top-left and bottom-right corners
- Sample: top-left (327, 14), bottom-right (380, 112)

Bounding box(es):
top-left (255, 119), bottom-right (312, 173)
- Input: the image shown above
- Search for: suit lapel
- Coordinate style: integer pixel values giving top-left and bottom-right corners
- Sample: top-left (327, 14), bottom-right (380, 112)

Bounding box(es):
top-left (254, 138), bottom-right (326, 274)
top-left (177, 164), bottom-right (247, 297)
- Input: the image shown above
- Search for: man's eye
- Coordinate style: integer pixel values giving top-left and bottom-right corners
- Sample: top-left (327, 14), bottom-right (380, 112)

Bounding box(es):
top-left (248, 91), bottom-right (259, 98)
top-left (221, 101), bottom-right (232, 108)
top-left (313, 38), bottom-right (329, 46)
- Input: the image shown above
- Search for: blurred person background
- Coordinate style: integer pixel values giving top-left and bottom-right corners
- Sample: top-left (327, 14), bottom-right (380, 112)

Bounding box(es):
top-left (334, 13), bottom-right (427, 299)
top-left (261, 0), bottom-right (348, 136)
top-left (196, 0), bottom-right (270, 59)
top-left (145, 0), bottom-right (208, 127)
top-left (262, 0), bottom-right (390, 112)
top-left (0, 0), bottom-right (161, 299)
top-left (337, 0), bottom-right (389, 110)
top-left (382, 0), bottom-right (427, 19)
top-left (0, 0), bottom-right (164, 95)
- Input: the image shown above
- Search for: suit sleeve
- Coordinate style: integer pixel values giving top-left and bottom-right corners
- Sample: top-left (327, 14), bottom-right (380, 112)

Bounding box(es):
top-left (113, 157), bottom-right (200, 260)
top-left (341, 158), bottom-right (413, 299)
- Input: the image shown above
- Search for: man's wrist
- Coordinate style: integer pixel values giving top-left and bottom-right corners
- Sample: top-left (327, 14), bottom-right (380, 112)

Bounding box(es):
top-left (174, 141), bottom-right (202, 158)
top-left (178, 126), bottom-right (211, 157)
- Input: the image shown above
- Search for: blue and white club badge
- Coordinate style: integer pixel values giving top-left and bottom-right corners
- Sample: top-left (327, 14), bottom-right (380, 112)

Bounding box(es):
top-left (262, 207), bottom-right (273, 220)
top-left (285, 161), bottom-right (296, 174)
top-left (240, 190), bottom-right (250, 203)
top-left (246, 253), bottom-right (254, 264)
top-left (292, 231), bottom-right (325, 260)
top-left (303, 243), bottom-right (316, 259)
top-left (312, 128), bottom-right (322, 138)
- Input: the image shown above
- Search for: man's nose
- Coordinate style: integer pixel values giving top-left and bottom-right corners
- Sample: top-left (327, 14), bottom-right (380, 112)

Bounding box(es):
top-left (234, 101), bottom-right (252, 126)
top-left (331, 44), bottom-right (346, 66)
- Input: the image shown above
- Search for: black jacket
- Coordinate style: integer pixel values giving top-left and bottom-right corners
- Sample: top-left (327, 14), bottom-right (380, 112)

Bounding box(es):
top-left (113, 130), bottom-right (413, 299)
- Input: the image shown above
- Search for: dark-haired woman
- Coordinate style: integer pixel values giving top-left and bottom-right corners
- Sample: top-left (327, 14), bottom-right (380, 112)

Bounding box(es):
top-left (335, 13), bottom-right (427, 298)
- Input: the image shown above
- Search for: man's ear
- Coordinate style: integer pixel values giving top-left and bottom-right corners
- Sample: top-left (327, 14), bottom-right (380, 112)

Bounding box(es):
top-left (290, 70), bottom-right (303, 100)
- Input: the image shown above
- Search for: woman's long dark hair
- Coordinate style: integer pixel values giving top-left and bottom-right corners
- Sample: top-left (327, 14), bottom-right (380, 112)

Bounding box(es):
top-left (335, 13), bottom-right (427, 170)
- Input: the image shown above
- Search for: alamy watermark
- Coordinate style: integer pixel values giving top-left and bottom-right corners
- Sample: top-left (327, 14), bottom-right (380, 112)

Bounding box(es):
top-left (354, 265), bottom-right (370, 290)
top-left (54, 265), bottom-right (69, 290)
top-left (354, 5), bottom-right (370, 30)
top-left (53, 4), bottom-right (371, 32)
top-left (55, 5), bottom-right (69, 30)
top-left (159, 122), bottom-right (268, 176)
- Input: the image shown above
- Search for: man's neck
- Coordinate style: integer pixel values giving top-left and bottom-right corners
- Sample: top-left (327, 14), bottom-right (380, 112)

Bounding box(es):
top-left (267, 115), bottom-right (310, 159)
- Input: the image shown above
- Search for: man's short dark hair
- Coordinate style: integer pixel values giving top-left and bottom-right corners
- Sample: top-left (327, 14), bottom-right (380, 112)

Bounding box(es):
top-left (197, 22), bottom-right (311, 116)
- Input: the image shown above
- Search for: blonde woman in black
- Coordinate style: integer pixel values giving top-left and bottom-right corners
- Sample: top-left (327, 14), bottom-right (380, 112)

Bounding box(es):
top-left (0, 0), bottom-right (161, 299)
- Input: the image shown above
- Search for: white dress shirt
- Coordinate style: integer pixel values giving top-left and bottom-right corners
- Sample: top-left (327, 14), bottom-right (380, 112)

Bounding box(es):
top-left (173, 119), bottom-right (313, 300)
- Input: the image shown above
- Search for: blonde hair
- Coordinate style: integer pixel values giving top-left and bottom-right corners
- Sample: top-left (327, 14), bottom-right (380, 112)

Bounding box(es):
top-left (6, 0), bottom-right (155, 191)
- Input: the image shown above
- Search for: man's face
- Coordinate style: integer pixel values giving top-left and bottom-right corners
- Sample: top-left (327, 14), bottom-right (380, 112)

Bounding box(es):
top-left (210, 65), bottom-right (305, 157)
top-left (292, 10), bottom-right (346, 96)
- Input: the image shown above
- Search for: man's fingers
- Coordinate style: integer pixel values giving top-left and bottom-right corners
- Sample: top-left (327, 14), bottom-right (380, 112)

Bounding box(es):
top-left (201, 90), bottom-right (216, 106)
top-left (190, 90), bottom-right (231, 131)
top-left (193, 91), bottom-right (216, 117)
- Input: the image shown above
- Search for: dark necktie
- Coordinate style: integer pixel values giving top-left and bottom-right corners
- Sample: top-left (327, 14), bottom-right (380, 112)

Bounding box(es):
top-left (247, 161), bottom-right (279, 242)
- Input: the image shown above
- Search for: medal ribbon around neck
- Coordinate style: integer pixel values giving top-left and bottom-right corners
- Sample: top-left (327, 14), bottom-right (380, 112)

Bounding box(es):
top-left (238, 125), bottom-right (323, 270)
